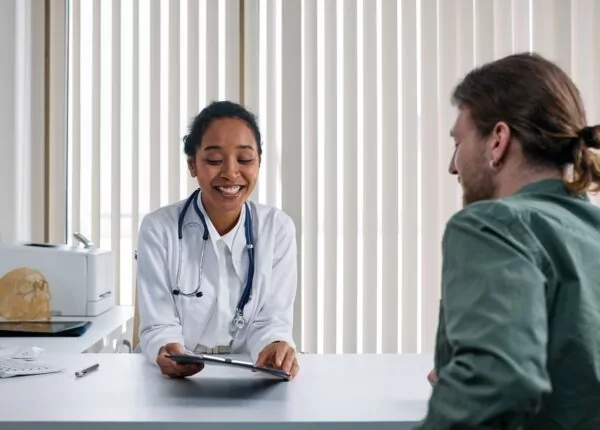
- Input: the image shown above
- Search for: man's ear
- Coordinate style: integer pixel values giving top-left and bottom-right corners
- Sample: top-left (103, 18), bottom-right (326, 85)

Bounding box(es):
top-left (490, 121), bottom-right (512, 164)
top-left (187, 157), bottom-right (197, 178)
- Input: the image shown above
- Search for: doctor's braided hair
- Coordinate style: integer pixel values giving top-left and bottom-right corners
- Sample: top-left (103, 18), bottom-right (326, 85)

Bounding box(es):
top-left (183, 100), bottom-right (263, 162)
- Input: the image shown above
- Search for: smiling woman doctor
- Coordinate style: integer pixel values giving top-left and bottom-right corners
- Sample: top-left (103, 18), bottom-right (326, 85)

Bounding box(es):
top-left (136, 101), bottom-right (299, 379)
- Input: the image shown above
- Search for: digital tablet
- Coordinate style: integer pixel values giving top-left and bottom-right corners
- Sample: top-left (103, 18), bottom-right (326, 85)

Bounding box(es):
top-left (166, 353), bottom-right (291, 381)
top-left (0, 321), bottom-right (92, 337)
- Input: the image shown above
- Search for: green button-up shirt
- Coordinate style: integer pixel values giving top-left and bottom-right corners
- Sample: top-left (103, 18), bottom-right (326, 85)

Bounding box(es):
top-left (415, 179), bottom-right (600, 430)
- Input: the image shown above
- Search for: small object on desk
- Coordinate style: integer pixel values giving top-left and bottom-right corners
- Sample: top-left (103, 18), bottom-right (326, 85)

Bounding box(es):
top-left (12, 346), bottom-right (45, 360)
top-left (0, 357), bottom-right (62, 378)
top-left (75, 363), bottom-right (99, 378)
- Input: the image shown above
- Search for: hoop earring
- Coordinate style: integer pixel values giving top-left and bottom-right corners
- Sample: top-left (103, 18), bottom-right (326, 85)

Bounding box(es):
top-left (489, 159), bottom-right (501, 169)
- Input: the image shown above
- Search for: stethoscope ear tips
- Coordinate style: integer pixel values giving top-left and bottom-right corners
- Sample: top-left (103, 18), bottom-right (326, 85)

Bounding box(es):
top-left (195, 291), bottom-right (204, 298)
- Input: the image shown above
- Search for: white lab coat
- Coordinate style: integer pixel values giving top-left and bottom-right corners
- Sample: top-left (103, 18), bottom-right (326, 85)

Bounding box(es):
top-left (136, 192), bottom-right (298, 365)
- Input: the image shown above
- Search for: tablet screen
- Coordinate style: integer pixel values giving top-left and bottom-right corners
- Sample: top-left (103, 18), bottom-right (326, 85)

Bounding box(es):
top-left (167, 353), bottom-right (291, 380)
top-left (0, 321), bottom-right (87, 333)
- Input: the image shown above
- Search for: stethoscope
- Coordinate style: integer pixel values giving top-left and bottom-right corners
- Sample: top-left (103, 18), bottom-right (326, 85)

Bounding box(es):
top-left (172, 188), bottom-right (255, 339)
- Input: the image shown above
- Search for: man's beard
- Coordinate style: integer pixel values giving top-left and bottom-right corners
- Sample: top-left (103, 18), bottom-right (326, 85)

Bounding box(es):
top-left (460, 156), bottom-right (497, 206)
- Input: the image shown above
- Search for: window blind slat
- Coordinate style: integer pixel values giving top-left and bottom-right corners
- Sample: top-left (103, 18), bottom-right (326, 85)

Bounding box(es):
top-left (493, 0), bottom-right (513, 58)
top-left (335, 0), bottom-right (345, 353)
top-left (168, 0), bottom-right (180, 204)
top-left (48, 0), bottom-right (68, 243)
top-left (159, 0), bottom-right (168, 208)
top-left (341, 0), bottom-right (358, 354)
top-left (243, 0), bottom-right (260, 202)
top-left (316, 0), bottom-right (325, 354)
top-left (457, 0), bottom-right (475, 76)
top-left (186, 0), bottom-right (200, 194)
top-left (438, 0), bottom-right (460, 294)
top-left (243, 0), bottom-right (260, 150)
top-left (265, 0), bottom-right (280, 208)
top-left (198, 0), bottom-right (207, 106)
top-left (475, 0), bottom-right (494, 66)
top-left (225, 0), bottom-right (240, 102)
top-left (530, 0), bottom-right (571, 74)
top-left (572, 0), bottom-right (597, 122)
top-left (71, 0), bottom-right (81, 236)
top-left (532, 0), bottom-right (557, 61)
top-left (512, 0), bottom-right (531, 53)
top-left (92, 0), bottom-right (101, 244)
top-left (111, 0), bottom-right (122, 302)
top-left (553, 0), bottom-right (572, 75)
top-left (381, 0), bottom-right (399, 354)
top-left (255, 0), bottom-right (266, 203)
top-left (206, 0), bottom-right (219, 102)
top-left (323, 0), bottom-right (339, 354)
top-left (420, 0), bottom-right (441, 353)
top-left (149, 0), bottom-right (160, 211)
top-left (361, 0), bottom-right (379, 354)
top-left (302, 0), bottom-right (319, 354)
top-left (281, 0), bottom-right (303, 350)
top-left (131, 0), bottom-right (140, 291)
top-left (400, 0), bottom-right (418, 354)
top-left (452, 0), bottom-right (475, 212)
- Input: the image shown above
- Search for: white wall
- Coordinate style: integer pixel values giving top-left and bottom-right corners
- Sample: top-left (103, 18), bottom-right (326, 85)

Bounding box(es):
top-left (0, 0), bottom-right (45, 243)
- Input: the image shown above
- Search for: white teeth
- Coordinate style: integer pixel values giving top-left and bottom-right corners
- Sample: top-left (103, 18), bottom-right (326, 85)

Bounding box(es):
top-left (217, 186), bottom-right (242, 195)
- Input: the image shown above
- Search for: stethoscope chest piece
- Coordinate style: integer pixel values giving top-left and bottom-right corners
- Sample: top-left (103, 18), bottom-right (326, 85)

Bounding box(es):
top-left (230, 310), bottom-right (246, 335)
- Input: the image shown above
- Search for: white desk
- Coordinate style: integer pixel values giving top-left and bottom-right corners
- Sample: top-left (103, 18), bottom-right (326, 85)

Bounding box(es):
top-left (0, 352), bottom-right (433, 429)
top-left (0, 306), bottom-right (134, 354)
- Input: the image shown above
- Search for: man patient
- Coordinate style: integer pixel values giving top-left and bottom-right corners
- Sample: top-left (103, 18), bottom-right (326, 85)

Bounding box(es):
top-left (416, 53), bottom-right (600, 429)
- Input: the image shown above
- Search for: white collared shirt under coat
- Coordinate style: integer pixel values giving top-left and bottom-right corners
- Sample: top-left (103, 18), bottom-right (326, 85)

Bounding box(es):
top-left (136, 192), bottom-right (298, 365)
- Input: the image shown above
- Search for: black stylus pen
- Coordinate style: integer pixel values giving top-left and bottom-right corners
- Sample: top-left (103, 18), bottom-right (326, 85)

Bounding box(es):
top-left (75, 363), bottom-right (99, 378)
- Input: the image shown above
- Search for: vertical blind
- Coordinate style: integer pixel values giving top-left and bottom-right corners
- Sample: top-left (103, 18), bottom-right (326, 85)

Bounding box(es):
top-left (61, 0), bottom-right (600, 355)
top-left (66, 0), bottom-right (241, 305)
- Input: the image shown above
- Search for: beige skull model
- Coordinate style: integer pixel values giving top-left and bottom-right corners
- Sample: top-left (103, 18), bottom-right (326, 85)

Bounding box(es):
top-left (0, 267), bottom-right (52, 321)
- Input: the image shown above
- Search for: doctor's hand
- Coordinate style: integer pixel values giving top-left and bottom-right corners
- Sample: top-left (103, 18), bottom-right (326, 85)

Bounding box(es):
top-left (256, 341), bottom-right (299, 380)
top-left (156, 343), bottom-right (204, 378)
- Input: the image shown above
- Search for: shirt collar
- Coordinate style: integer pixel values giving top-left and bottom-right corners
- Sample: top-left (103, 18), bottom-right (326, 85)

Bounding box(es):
top-left (514, 178), bottom-right (590, 201)
top-left (196, 191), bottom-right (246, 252)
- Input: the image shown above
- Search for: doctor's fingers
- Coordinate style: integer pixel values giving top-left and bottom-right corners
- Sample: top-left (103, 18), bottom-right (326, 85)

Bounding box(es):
top-left (280, 350), bottom-right (296, 374)
top-left (274, 343), bottom-right (295, 367)
top-left (256, 347), bottom-right (275, 368)
top-left (174, 363), bottom-right (204, 378)
top-left (289, 359), bottom-right (299, 379)
top-left (157, 354), bottom-right (204, 377)
top-left (162, 363), bottom-right (204, 378)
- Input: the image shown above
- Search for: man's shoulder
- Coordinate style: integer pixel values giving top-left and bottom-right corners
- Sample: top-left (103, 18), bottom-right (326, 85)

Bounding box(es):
top-left (447, 199), bottom-right (524, 231)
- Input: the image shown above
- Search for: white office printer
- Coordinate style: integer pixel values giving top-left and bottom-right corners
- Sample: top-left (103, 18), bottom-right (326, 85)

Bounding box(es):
top-left (0, 233), bottom-right (115, 319)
